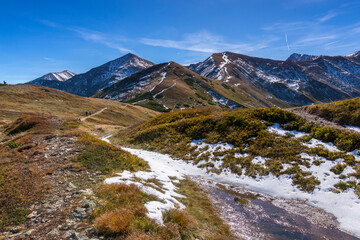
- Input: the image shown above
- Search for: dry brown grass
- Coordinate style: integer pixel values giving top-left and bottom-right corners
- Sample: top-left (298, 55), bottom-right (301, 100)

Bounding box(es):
top-left (0, 137), bottom-right (47, 230)
top-left (94, 183), bottom-right (159, 238)
top-left (95, 208), bottom-right (134, 234)
top-left (125, 232), bottom-right (159, 240)
top-left (0, 84), bottom-right (158, 135)
top-left (94, 179), bottom-right (234, 240)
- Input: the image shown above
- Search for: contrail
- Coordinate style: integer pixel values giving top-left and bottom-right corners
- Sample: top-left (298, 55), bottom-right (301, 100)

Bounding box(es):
top-left (285, 32), bottom-right (290, 51)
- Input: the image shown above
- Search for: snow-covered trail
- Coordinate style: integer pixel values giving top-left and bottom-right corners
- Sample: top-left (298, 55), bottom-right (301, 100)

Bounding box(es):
top-left (101, 135), bottom-right (360, 238)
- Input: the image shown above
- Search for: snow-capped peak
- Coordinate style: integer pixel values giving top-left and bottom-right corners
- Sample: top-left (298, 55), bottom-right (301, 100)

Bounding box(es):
top-left (41, 70), bottom-right (75, 82)
top-left (348, 50), bottom-right (360, 58)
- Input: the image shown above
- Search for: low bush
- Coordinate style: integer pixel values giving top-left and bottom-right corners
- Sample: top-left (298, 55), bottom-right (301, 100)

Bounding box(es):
top-left (7, 141), bottom-right (24, 149)
top-left (305, 98), bottom-right (360, 127)
top-left (137, 101), bottom-right (171, 112)
top-left (75, 134), bottom-right (149, 173)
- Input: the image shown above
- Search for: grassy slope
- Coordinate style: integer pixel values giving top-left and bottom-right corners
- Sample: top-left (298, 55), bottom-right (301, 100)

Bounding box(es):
top-left (0, 84), bottom-right (158, 134)
top-left (112, 108), bottom-right (360, 194)
top-left (304, 97), bottom-right (360, 127)
top-left (0, 86), bottom-right (234, 238)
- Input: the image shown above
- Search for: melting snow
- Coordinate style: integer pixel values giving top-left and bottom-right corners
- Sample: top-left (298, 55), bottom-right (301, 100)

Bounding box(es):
top-left (104, 170), bottom-right (185, 225)
top-left (267, 123), bottom-right (308, 138)
top-left (101, 134), bottom-right (360, 237)
top-left (113, 146), bottom-right (360, 238)
top-left (304, 138), bottom-right (340, 152)
top-left (345, 125), bottom-right (360, 133)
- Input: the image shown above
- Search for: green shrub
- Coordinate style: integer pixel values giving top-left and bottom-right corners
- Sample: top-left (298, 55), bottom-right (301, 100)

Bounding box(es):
top-left (330, 163), bottom-right (347, 175)
top-left (292, 174), bottom-right (320, 192)
top-left (76, 134), bottom-right (149, 173)
top-left (7, 141), bottom-right (24, 149)
top-left (137, 101), bottom-right (171, 112)
top-left (334, 181), bottom-right (351, 191)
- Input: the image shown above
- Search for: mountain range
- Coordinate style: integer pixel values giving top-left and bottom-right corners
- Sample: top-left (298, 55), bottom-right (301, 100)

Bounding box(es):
top-left (26, 50), bottom-right (360, 110)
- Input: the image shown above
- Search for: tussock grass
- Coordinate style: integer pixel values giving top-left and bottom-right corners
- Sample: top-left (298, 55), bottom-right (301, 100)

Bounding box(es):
top-left (94, 178), bottom-right (234, 239)
top-left (175, 179), bottom-right (233, 239)
top-left (75, 134), bottom-right (149, 174)
top-left (3, 114), bottom-right (57, 136)
top-left (0, 139), bottom-right (47, 231)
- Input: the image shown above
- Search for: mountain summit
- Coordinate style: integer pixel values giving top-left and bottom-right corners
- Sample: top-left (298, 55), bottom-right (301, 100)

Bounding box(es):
top-left (95, 61), bottom-right (244, 111)
top-left (27, 54), bottom-right (154, 97)
top-left (286, 53), bottom-right (318, 62)
top-left (27, 70), bottom-right (76, 89)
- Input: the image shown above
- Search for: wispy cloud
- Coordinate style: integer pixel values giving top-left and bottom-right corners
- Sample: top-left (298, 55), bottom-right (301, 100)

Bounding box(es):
top-left (43, 57), bottom-right (54, 61)
top-left (40, 20), bottom-right (132, 53)
top-left (141, 30), bottom-right (277, 53)
top-left (285, 33), bottom-right (290, 51)
top-left (69, 27), bottom-right (132, 53)
top-left (318, 11), bottom-right (339, 22)
top-left (294, 34), bottom-right (338, 46)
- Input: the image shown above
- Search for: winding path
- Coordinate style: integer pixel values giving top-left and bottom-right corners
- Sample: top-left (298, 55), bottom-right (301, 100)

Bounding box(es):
top-left (288, 107), bottom-right (352, 132)
top-left (80, 107), bottom-right (107, 121)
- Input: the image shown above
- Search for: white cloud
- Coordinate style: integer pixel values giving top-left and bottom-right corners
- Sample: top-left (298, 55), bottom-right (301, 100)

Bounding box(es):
top-left (141, 30), bottom-right (276, 54)
top-left (295, 35), bottom-right (338, 45)
top-left (40, 20), bottom-right (132, 53)
top-left (69, 27), bottom-right (132, 53)
top-left (318, 11), bottom-right (339, 23)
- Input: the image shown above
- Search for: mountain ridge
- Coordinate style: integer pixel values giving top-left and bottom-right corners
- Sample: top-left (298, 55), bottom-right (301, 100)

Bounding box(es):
top-left (27, 53), bottom-right (154, 97)
top-left (189, 50), bottom-right (360, 107)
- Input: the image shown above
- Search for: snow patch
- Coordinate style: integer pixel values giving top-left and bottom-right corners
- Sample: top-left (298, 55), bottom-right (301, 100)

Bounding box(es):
top-left (267, 123), bottom-right (308, 138)
top-left (345, 125), bottom-right (360, 133)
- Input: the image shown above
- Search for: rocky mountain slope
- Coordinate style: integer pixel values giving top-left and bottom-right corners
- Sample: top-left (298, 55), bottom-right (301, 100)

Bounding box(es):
top-left (189, 50), bottom-right (360, 107)
top-left (95, 61), bottom-right (247, 111)
top-left (27, 53), bottom-right (154, 97)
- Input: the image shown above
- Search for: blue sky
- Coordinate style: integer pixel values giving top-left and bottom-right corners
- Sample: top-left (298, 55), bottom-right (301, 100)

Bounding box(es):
top-left (1, 0), bottom-right (359, 84)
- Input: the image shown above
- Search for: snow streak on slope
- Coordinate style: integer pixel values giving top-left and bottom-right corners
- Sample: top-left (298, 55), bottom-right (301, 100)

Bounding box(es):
top-left (42, 70), bottom-right (76, 81)
top-left (215, 53), bottom-right (231, 81)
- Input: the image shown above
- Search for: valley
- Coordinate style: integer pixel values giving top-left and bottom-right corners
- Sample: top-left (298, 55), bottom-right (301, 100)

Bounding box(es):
top-left (2, 50), bottom-right (360, 240)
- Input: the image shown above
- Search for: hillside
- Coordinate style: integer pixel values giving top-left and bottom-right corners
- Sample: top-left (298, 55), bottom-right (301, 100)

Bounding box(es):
top-left (301, 97), bottom-right (360, 128)
top-left (95, 61), bottom-right (286, 111)
top-left (189, 51), bottom-right (360, 106)
top-left (0, 84), bottom-right (158, 134)
top-left (26, 53), bottom-right (154, 97)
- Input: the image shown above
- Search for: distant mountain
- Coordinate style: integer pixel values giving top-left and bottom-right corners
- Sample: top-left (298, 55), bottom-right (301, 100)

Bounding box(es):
top-left (95, 61), bottom-right (245, 111)
top-left (27, 53), bottom-right (154, 97)
top-left (189, 51), bottom-right (360, 107)
top-left (27, 70), bottom-right (75, 89)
